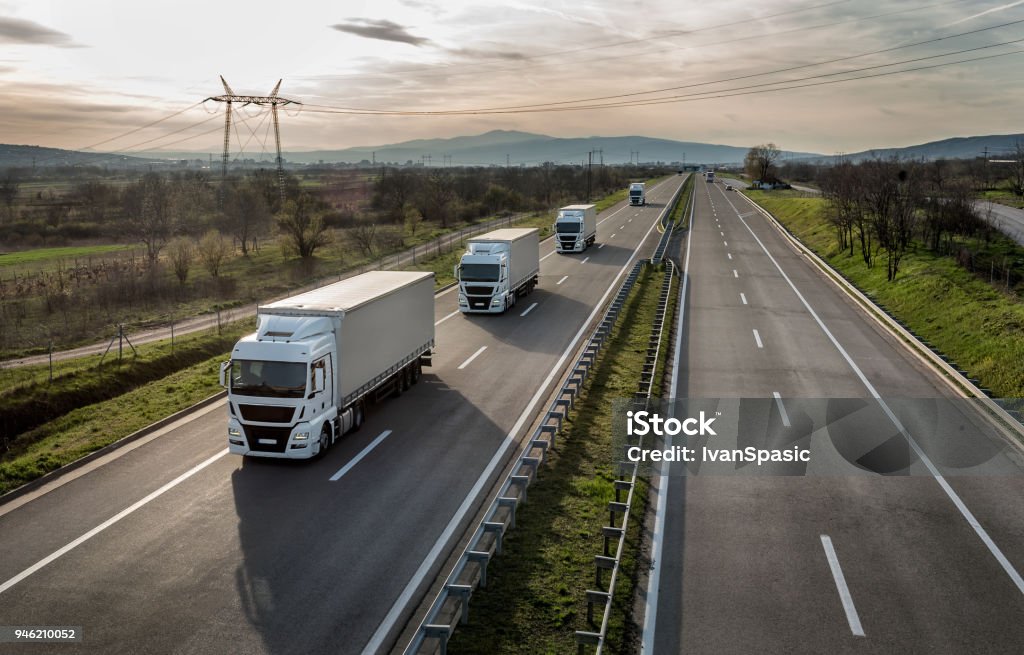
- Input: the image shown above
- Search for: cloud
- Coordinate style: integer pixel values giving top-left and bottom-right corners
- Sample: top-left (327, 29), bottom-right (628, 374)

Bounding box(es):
top-left (330, 19), bottom-right (431, 46)
top-left (0, 16), bottom-right (80, 47)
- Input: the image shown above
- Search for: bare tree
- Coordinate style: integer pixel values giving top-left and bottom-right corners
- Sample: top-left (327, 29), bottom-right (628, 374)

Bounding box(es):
top-left (0, 172), bottom-right (19, 222)
top-left (167, 237), bottom-right (193, 285)
top-left (198, 230), bottom-right (231, 277)
top-left (745, 143), bottom-right (782, 182)
top-left (220, 178), bottom-right (271, 255)
top-left (278, 192), bottom-right (332, 258)
top-left (1011, 140), bottom-right (1024, 197)
top-left (374, 167), bottom-right (419, 222)
top-left (123, 172), bottom-right (174, 264)
top-left (352, 222), bottom-right (378, 257)
top-left (417, 170), bottom-right (456, 227)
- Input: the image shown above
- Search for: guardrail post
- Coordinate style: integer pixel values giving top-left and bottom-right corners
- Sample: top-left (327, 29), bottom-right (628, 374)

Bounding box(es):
top-left (424, 624), bottom-right (451, 655)
top-left (484, 521), bottom-right (505, 554)
top-left (467, 550), bottom-right (491, 587)
top-left (448, 584), bottom-right (473, 624)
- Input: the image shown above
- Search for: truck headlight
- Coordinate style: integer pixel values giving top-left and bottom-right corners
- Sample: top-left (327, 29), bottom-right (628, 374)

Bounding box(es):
top-left (228, 427), bottom-right (241, 437)
top-left (294, 432), bottom-right (309, 441)
top-left (491, 298), bottom-right (502, 306)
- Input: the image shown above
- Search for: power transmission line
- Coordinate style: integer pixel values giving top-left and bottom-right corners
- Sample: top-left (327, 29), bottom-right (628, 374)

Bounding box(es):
top-left (298, 36), bottom-right (1024, 116)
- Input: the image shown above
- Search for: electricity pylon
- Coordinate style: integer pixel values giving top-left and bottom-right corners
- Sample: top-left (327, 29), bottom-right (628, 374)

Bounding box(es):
top-left (206, 76), bottom-right (300, 204)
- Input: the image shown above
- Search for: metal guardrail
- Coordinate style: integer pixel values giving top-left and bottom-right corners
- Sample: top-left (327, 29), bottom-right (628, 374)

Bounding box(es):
top-left (575, 173), bottom-right (690, 653)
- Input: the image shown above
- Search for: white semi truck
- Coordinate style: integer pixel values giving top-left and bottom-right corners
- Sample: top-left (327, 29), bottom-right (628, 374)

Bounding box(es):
top-left (554, 204), bottom-right (597, 253)
top-left (456, 228), bottom-right (539, 313)
top-left (220, 271), bottom-right (435, 458)
top-left (629, 182), bottom-right (646, 206)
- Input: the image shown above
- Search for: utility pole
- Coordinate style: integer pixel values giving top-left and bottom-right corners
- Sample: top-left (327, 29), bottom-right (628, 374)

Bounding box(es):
top-left (506, 153), bottom-right (510, 168)
top-left (587, 151), bottom-right (593, 202)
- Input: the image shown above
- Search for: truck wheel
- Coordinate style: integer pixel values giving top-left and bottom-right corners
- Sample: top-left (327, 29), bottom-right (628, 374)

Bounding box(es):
top-left (402, 366), bottom-right (412, 391)
top-left (353, 403), bottom-right (364, 432)
top-left (318, 426), bottom-right (331, 457)
top-left (412, 362), bottom-right (422, 384)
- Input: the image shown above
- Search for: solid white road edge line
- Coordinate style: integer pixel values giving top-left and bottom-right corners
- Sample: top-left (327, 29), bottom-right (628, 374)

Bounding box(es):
top-left (720, 187), bottom-right (1024, 596)
top-left (821, 535), bottom-right (866, 637)
top-left (0, 448), bottom-right (230, 596)
top-left (642, 174), bottom-right (696, 653)
top-left (457, 346), bottom-right (487, 370)
top-left (330, 430), bottom-right (393, 482)
top-left (363, 180), bottom-right (676, 655)
top-left (772, 392), bottom-right (791, 427)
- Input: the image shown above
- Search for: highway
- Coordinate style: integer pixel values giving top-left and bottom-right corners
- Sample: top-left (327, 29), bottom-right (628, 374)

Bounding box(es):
top-left (642, 177), bottom-right (1024, 653)
top-left (0, 176), bottom-right (685, 655)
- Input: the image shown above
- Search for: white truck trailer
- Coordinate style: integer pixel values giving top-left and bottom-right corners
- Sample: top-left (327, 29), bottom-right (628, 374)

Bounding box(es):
top-left (456, 228), bottom-right (539, 314)
top-left (221, 271), bottom-right (435, 458)
top-left (554, 204), bottom-right (597, 254)
top-left (629, 182), bottom-right (646, 206)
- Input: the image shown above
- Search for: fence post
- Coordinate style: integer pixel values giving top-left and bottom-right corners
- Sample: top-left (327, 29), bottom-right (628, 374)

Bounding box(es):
top-left (171, 318), bottom-right (175, 354)
top-left (217, 310), bottom-right (222, 335)
top-left (48, 340), bottom-right (53, 383)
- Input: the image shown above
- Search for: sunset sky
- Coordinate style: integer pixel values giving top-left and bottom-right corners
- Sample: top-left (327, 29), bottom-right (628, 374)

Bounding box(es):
top-left (2, 0), bottom-right (1024, 156)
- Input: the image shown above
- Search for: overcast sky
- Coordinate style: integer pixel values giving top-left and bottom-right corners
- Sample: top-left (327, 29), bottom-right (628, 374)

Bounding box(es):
top-left (2, 0), bottom-right (1024, 157)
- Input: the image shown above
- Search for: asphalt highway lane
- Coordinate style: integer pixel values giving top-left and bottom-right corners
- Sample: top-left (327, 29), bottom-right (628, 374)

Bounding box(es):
top-left (644, 178), bottom-right (1024, 654)
top-left (0, 177), bottom-right (685, 654)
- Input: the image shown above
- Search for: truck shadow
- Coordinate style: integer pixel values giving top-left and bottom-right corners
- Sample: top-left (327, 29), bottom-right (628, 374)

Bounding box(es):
top-left (230, 382), bottom-right (524, 654)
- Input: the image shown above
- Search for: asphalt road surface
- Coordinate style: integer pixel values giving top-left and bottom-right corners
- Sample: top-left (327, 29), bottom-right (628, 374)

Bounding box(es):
top-left (0, 176), bottom-right (685, 655)
top-left (642, 177), bottom-right (1024, 653)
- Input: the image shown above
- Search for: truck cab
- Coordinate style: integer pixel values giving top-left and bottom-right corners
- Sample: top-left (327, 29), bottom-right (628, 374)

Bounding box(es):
top-left (629, 182), bottom-right (646, 206)
top-left (456, 228), bottom-right (539, 314)
top-left (554, 204), bottom-right (597, 253)
top-left (222, 316), bottom-right (340, 459)
top-left (457, 244), bottom-right (514, 313)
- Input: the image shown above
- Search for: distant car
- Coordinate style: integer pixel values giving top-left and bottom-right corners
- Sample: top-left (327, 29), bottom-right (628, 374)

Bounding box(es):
top-left (725, 184), bottom-right (734, 191)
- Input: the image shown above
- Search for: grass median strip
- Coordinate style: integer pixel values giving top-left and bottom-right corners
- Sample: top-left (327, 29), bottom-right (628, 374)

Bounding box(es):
top-left (448, 264), bottom-right (674, 655)
top-left (745, 190), bottom-right (1024, 397)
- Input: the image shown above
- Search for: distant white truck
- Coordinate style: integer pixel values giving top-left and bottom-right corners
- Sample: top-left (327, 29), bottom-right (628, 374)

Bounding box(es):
top-left (456, 228), bottom-right (539, 313)
top-left (554, 204), bottom-right (597, 253)
top-left (221, 271), bottom-right (435, 458)
top-left (629, 182), bottom-right (646, 206)
top-left (706, 171), bottom-right (715, 183)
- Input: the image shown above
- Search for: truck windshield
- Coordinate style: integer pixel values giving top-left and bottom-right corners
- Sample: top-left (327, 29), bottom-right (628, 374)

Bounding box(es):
top-left (556, 221), bottom-right (581, 233)
top-left (231, 360), bottom-right (307, 398)
top-left (460, 263), bottom-right (500, 282)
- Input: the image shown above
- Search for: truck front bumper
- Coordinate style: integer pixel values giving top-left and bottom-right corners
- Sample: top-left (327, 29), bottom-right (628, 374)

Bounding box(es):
top-left (459, 293), bottom-right (506, 313)
top-left (228, 419), bottom-right (318, 459)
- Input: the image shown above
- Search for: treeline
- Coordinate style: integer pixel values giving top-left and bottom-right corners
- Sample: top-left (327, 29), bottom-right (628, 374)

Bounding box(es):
top-left (819, 158), bottom-right (996, 281)
top-left (370, 164), bottom-right (650, 225)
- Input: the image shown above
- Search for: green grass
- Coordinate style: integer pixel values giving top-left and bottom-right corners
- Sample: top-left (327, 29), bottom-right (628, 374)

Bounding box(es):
top-left (0, 352), bottom-right (229, 496)
top-left (745, 190), bottom-right (1024, 397)
top-left (978, 189), bottom-right (1024, 210)
top-left (0, 244), bottom-right (139, 268)
top-left (448, 265), bottom-right (673, 655)
top-left (670, 174), bottom-right (695, 227)
top-left (0, 319), bottom-right (254, 473)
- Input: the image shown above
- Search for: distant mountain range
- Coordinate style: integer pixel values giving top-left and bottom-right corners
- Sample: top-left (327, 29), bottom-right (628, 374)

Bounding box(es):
top-left (843, 133), bottom-right (1024, 162)
top-left (3, 130), bottom-right (1023, 170)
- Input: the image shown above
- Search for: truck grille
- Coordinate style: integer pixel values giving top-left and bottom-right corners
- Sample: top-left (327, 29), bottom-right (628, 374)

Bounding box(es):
top-left (238, 404), bottom-right (294, 423)
top-left (242, 425), bottom-right (292, 453)
top-left (465, 285), bottom-right (493, 296)
top-left (559, 236), bottom-right (577, 245)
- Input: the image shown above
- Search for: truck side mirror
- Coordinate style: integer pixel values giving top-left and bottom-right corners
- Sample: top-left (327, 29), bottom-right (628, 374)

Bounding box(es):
top-left (219, 361), bottom-right (230, 389)
top-left (313, 367), bottom-right (325, 393)
top-left (453, 264), bottom-right (460, 280)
